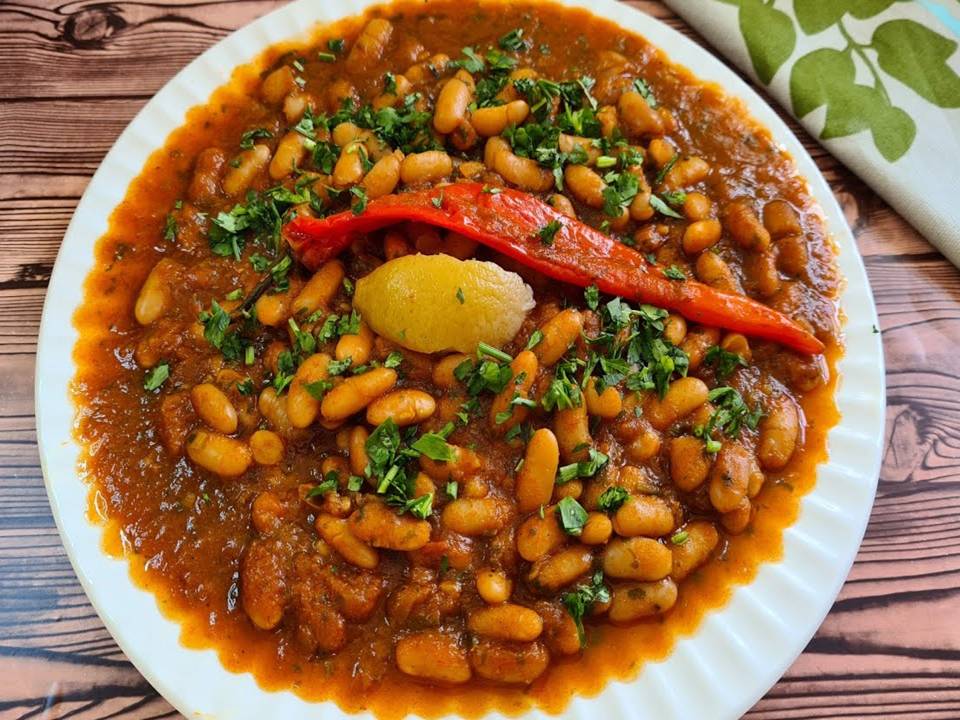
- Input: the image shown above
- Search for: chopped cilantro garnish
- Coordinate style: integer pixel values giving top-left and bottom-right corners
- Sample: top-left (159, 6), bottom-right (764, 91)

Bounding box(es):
top-left (236, 377), bottom-right (254, 395)
top-left (525, 330), bottom-right (544, 350)
top-left (557, 448), bottom-right (609, 484)
top-left (143, 363), bottom-right (169, 391)
top-left (584, 284), bottom-right (600, 310)
top-left (455, 357), bottom-right (513, 396)
top-left (597, 486), bottom-right (629, 514)
top-left (541, 358), bottom-right (583, 411)
top-left (383, 71), bottom-right (397, 95)
top-left (301, 378), bottom-right (331, 400)
top-left (270, 255), bottom-right (293, 292)
top-left (633, 77), bottom-right (657, 107)
top-left (697, 386), bottom-right (763, 439)
top-left (163, 212), bottom-right (178, 242)
top-left (562, 570), bottom-right (610, 647)
top-left (249, 253), bottom-right (271, 272)
top-left (384, 351), bottom-right (403, 369)
top-left (198, 300), bottom-right (232, 350)
top-left (649, 195), bottom-right (684, 219)
top-left (664, 265), bottom-right (686, 281)
top-left (584, 298), bottom-right (689, 399)
top-left (705, 345), bottom-right (748, 381)
top-left (327, 357), bottom-right (353, 376)
top-left (601, 171), bottom-right (640, 218)
top-left (477, 342), bottom-right (512, 363)
top-left (498, 28), bottom-right (527, 51)
top-left (537, 219), bottom-right (563, 246)
top-left (239, 127), bottom-right (272, 150)
top-left (404, 493), bottom-right (434, 519)
top-left (556, 496), bottom-right (589, 535)
top-left (456, 287), bottom-right (466, 304)
top-left (306, 475), bottom-right (338, 499)
top-left (272, 350), bottom-right (297, 393)
top-left (450, 46), bottom-right (485, 73)
top-left (350, 186), bottom-right (368, 215)
top-left (411, 432), bottom-right (455, 462)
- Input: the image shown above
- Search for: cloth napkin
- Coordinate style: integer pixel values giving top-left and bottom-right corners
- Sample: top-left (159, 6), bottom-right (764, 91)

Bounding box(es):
top-left (663, 0), bottom-right (960, 268)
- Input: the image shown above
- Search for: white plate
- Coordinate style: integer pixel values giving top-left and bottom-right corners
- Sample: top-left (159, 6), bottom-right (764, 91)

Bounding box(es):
top-left (35, 0), bottom-right (886, 718)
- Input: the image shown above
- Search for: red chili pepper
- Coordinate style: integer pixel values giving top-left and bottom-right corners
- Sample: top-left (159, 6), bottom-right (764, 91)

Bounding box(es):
top-left (285, 183), bottom-right (824, 354)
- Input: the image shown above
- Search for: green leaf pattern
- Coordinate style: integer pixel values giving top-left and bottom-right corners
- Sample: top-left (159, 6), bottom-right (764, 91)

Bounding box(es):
top-left (721, 0), bottom-right (960, 162)
top-left (739, 0), bottom-right (797, 84)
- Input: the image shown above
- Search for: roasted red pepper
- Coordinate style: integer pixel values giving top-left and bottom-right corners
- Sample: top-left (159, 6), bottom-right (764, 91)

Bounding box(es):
top-left (285, 183), bottom-right (824, 354)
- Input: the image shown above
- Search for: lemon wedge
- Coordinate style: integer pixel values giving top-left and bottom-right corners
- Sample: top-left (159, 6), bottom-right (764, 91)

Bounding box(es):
top-left (354, 254), bottom-right (535, 354)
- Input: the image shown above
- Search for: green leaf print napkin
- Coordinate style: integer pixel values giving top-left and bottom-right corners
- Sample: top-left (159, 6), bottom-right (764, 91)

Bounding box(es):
top-left (663, 0), bottom-right (960, 267)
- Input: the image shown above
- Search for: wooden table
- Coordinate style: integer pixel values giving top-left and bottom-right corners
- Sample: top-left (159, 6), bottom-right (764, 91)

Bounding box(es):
top-left (2, 1), bottom-right (958, 717)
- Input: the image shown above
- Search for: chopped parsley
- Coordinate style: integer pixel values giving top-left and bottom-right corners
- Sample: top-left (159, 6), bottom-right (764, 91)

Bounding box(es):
top-left (584, 284), bottom-right (600, 311)
top-left (411, 428), bottom-right (456, 462)
top-left (597, 486), bottom-right (629, 514)
top-left (208, 186), bottom-right (304, 258)
top-left (272, 350), bottom-right (297, 393)
top-left (143, 363), bottom-right (170, 391)
top-left (403, 493), bottom-right (434, 520)
top-left (562, 571), bottom-right (610, 647)
top-left (450, 46), bottom-right (485, 73)
top-left (649, 194), bottom-right (685, 219)
top-left (270, 255), bottom-right (293, 292)
top-left (633, 77), bottom-right (657, 107)
top-left (541, 357), bottom-right (583, 411)
top-left (306, 475), bottom-right (338, 499)
top-left (583, 296), bottom-right (689, 398)
top-left (670, 530), bottom-right (689, 545)
top-left (537, 219), bottom-right (563, 246)
top-left (557, 448), bottom-right (609, 484)
top-left (601, 171), bottom-right (640, 218)
top-left (705, 345), bottom-right (748, 381)
top-left (362, 420), bottom-right (457, 516)
top-left (456, 287), bottom-right (466, 304)
top-left (503, 120), bottom-right (589, 189)
top-left (327, 38), bottom-right (345, 53)
top-left (695, 386), bottom-right (763, 441)
top-left (239, 127), bottom-right (272, 150)
top-left (525, 330), bottom-right (544, 350)
top-left (350, 186), bottom-right (368, 215)
top-left (498, 28), bottom-right (528, 51)
top-left (477, 342), bottom-right (512, 363)
top-left (555, 496), bottom-right (589, 536)
top-left (663, 265), bottom-right (686, 281)
top-left (383, 71), bottom-right (397, 95)
top-left (198, 300), bottom-right (243, 361)
top-left (162, 212), bottom-right (178, 242)
top-left (303, 378), bottom-right (332, 400)
top-left (384, 351), bottom-right (403, 369)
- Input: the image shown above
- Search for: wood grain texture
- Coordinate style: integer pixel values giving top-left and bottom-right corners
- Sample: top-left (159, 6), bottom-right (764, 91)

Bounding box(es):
top-left (1, 0), bottom-right (958, 718)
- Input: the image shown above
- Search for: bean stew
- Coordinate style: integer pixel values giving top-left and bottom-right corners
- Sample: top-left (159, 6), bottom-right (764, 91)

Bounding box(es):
top-left (72, 1), bottom-right (842, 717)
